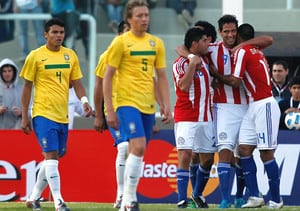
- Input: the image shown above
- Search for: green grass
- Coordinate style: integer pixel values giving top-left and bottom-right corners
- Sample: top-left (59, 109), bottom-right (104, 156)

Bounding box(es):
top-left (0, 202), bottom-right (299, 211)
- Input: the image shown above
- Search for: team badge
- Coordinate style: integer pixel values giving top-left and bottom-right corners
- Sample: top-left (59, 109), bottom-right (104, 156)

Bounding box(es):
top-left (129, 122), bottom-right (136, 134)
top-left (42, 137), bottom-right (48, 148)
top-left (218, 132), bottom-right (228, 140)
top-left (149, 40), bottom-right (155, 47)
top-left (177, 136), bottom-right (185, 145)
top-left (64, 54), bottom-right (70, 61)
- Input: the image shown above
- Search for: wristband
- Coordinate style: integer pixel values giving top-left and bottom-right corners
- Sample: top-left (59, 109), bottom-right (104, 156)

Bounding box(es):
top-left (187, 53), bottom-right (195, 60)
top-left (80, 96), bottom-right (89, 105)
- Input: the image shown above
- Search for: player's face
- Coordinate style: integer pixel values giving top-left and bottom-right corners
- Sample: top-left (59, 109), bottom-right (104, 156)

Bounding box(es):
top-left (219, 23), bottom-right (237, 48)
top-left (289, 84), bottom-right (300, 101)
top-left (196, 35), bottom-right (210, 55)
top-left (45, 25), bottom-right (65, 50)
top-left (128, 6), bottom-right (149, 34)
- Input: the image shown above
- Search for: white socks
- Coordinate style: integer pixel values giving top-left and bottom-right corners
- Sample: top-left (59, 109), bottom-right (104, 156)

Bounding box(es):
top-left (116, 142), bottom-right (128, 199)
top-left (44, 159), bottom-right (63, 208)
top-left (29, 161), bottom-right (48, 201)
top-left (124, 153), bottom-right (143, 203)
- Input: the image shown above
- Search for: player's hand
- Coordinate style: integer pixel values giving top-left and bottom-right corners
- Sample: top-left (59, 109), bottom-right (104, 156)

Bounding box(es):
top-left (161, 106), bottom-right (172, 124)
top-left (94, 115), bottom-right (106, 133)
top-left (83, 103), bottom-right (93, 117)
top-left (189, 55), bottom-right (201, 68)
top-left (106, 111), bottom-right (119, 130)
top-left (21, 118), bottom-right (32, 135)
top-left (211, 78), bottom-right (220, 89)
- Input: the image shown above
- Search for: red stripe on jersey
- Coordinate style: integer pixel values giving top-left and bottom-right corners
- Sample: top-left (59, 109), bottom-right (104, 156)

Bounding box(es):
top-left (172, 56), bottom-right (212, 122)
top-left (209, 42), bottom-right (247, 104)
top-left (233, 46), bottom-right (273, 101)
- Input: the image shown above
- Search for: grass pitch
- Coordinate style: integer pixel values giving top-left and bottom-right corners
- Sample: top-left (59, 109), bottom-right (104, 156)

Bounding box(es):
top-left (0, 202), bottom-right (299, 210)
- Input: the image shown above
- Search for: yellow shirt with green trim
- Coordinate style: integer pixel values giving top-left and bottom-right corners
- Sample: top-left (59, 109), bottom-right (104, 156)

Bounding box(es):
top-left (19, 45), bottom-right (83, 123)
top-left (106, 31), bottom-right (166, 114)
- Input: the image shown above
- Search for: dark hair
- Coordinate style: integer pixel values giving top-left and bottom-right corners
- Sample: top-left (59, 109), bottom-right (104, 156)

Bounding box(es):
top-left (273, 60), bottom-right (289, 70)
top-left (118, 20), bottom-right (128, 33)
top-left (184, 27), bottom-right (207, 49)
top-left (44, 18), bottom-right (65, 32)
top-left (289, 76), bottom-right (300, 87)
top-left (218, 14), bottom-right (238, 31)
top-left (237, 23), bottom-right (255, 41)
top-left (194, 20), bottom-right (217, 43)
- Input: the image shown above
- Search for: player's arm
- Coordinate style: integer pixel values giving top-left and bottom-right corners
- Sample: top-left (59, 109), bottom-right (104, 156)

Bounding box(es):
top-left (21, 79), bottom-right (33, 134)
top-left (179, 56), bottom-right (201, 92)
top-left (156, 68), bottom-right (172, 123)
top-left (285, 107), bottom-right (300, 114)
top-left (176, 44), bottom-right (190, 58)
top-left (103, 65), bottom-right (118, 129)
top-left (154, 77), bottom-right (164, 115)
top-left (93, 76), bottom-right (106, 132)
top-left (232, 35), bottom-right (273, 52)
top-left (72, 79), bottom-right (93, 116)
top-left (209, 63), bottom-right (241, 88)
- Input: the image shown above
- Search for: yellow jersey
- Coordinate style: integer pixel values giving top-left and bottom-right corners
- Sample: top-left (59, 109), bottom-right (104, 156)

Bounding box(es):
top-left (19, 45), bottom-right (83, 123)
top-left (94, 50), bottom-right (119, 114)
top-left (106, 31), bottom-right (166, 114)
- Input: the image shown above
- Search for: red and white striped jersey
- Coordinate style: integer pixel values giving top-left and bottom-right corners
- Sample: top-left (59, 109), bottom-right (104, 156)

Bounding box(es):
top-left (209, 41), bottom-right (248, 104)
top-left (233, 45), bottom-right (273, 102)
top-left (172, 56), bottom-right (213, 122)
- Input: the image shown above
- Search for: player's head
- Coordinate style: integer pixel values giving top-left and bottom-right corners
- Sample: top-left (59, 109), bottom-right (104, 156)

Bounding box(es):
top-left (217, 14), bottom-right (238, 48)
top-left (184, 27), bottom-right (209, 55)
top-left (44, 18), bottom-right (65, 33)
top-left (288, 76), bottom-right (300, 100)
top-left (124, 0), bottom-right (149, 32)
top-left (237, 23), bottom-right (255, 43)
top-left (118, 20), bottom-right (129, 34)
top-left (218, 14), bottom-right (238, 32)
top-left (44, 18), bottom-right (65, 47)
top-left (194, 20), bottom-right (217, 43)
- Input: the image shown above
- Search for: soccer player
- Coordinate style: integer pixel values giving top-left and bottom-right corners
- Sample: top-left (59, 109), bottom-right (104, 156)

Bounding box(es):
top-left (94, 20), bottom-right (129, 209)
top-left (20, 18), bottom-right (92, 211)
top-left (278, 76), bottom-right (300, 129)
top-left (210, 23), bottom-right (283, 209)
top-left (103, 0), bottom-right (172, 210)
top-left (188, 21), bottom-right (217, 196)
top-left (176, 15), bottom-right (273, 208)
top-left (172, 27), bottom-right (215, 209)
top-left (209, 15), bottom-right (247, 208)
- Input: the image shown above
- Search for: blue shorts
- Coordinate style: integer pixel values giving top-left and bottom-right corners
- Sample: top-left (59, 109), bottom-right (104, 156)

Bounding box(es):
top-left (117, 106), bottom-right (155, 143)
top-left (108, 125), bottom-right (129, 147)
top-left (32, 116), bottom-right (68, 156)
